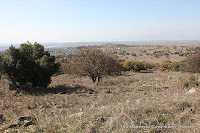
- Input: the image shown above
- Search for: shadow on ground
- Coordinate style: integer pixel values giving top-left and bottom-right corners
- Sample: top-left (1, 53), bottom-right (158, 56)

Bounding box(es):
top-left (23, 85), bottom-right (97, 96)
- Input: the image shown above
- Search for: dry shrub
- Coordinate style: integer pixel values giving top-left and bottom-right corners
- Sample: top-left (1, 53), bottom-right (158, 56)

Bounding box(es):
top-left (143, 62), bottom-right (155, 70)
top-left (178, 59), bottom-right (185, 63)
top-left (123, 60), bottom-right (145, 72)
top-left (131, 52), bottom-right (137, 56)
top-left (123, 60), bottom-right (155, 72)
top-left (182, 53), bottom-right (200, 73)
top-left (62, 47), bottom-right (123, 82)
top-left (158, 61), bottom-right (184, 71)
top-left (159, 61), bottom-right (173, 71)
top-left (172, 62), bottom-right (183, 71)
top-left (182, 75), bottom-right (199, 89)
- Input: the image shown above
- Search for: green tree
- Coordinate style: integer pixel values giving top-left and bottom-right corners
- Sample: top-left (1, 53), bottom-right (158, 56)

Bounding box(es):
top-left (1, 42), bottom-right (60, 90)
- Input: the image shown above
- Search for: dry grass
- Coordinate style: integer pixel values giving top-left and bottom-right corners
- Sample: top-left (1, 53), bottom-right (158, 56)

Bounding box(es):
top-left (107, 45), bottom-right (188, 63)
top-left (0, 71), bottom-right (200, 132)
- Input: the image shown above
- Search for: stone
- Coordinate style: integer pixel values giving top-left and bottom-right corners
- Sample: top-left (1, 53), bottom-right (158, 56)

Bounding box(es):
top-left (186, 87), bottom-right (197, 95)
top-left (17, 116), bottom-right (37, 127)
top-left (24, 121), bottom-right (35, 127)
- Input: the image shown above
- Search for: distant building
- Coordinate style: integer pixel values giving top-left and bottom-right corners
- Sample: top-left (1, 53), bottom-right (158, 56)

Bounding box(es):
top-left (116, 47), bottom-right (121, 50)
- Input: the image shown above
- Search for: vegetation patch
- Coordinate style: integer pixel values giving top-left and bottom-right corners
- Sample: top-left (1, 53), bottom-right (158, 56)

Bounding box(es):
top-left (182, 75), bottom-right (199, 89)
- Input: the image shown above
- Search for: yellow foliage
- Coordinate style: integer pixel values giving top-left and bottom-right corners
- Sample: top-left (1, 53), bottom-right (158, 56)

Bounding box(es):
top-left (123, 60), bottom-right (145, 71)
top-left (178, 59), bottom-right (185, 63)
top-left (143, 62), bottom-right (155, 69)
top-left (159, 61), bottom-right (173, 71)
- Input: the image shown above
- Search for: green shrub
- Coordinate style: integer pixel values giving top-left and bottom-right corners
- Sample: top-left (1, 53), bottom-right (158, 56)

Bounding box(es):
top-left (172, 62), bottom-right (183, 71)
top-left (1, 42), bottom-right (60, 90)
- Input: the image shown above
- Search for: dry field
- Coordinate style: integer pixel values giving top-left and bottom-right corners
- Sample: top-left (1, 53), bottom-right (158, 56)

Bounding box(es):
top-left (101, 45), bottom-right (192, 63)
top-left (52, 45), bottom-right (190, 63)
top-left (0, 70), bottom-right (200, 133)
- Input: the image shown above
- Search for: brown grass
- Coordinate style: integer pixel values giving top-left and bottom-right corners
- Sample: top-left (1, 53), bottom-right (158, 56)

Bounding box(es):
top-left (0, 71), bottom-right (200, 132)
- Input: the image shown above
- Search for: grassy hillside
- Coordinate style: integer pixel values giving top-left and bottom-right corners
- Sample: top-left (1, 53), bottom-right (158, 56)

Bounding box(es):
top-left (0, 71), bottom-right (199, 132)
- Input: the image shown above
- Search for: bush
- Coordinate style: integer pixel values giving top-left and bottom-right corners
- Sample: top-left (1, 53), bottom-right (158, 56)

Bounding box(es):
top-left (159, 61), bottom-right (173, 71)
top-left (0, 42), bottom-right (60, 90)
top-left (131, 53), bottom-right (137, 56)
top-left (63, 47), bottom-right (123, 83)
top-left (123, 60), bottom-right (146, 72)
top-left (143, 62), bottom-right (155, 70)
top-left (174, 51), bottom-right (179, 55)
top-left (182, 75), bottom-right (199, 89)
top-left (158, 61), bottom-right (184, 71)
top-left (182, 54), bottom-right (200, 73)
top-left (172, 62), bottom-right (183, 71)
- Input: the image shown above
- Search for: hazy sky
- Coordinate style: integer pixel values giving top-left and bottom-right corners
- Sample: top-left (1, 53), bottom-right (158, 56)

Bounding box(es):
top-left (0, 0), bottom-right (200, 44)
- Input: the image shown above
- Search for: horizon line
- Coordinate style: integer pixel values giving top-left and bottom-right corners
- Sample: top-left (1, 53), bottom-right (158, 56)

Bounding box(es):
top-left (1, 40), bottom-right (200, 45)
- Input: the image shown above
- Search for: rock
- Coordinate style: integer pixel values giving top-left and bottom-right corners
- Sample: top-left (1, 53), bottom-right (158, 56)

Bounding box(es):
top-left (24, 121), bottom-right (35, 127)
top-left (17, 116), bottom-right (37, 127)
top-left (136, 99), bottom-right (142, 105)
top-left (186, 88), bottom-right (197, 95)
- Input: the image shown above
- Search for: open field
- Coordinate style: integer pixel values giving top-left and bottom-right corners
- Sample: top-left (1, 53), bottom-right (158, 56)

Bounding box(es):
top-left (51, 44), bottom-right (200, 63)
top-left (1, 0), bottom-right (200, 132)
top-left (111, 45), bottom-right (187, 63)
top-left (0, 70), bottom-right (200, 132)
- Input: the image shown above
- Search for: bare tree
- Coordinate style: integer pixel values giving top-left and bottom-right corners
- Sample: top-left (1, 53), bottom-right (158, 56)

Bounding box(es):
top-left (182, 53), bottom-right (200, 73)
top-left (62, 47), bottom-right (123, 82)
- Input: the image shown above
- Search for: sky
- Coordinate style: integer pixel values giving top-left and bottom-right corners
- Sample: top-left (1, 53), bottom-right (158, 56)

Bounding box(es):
top-left (0, 0), bottom-right (200, 45)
